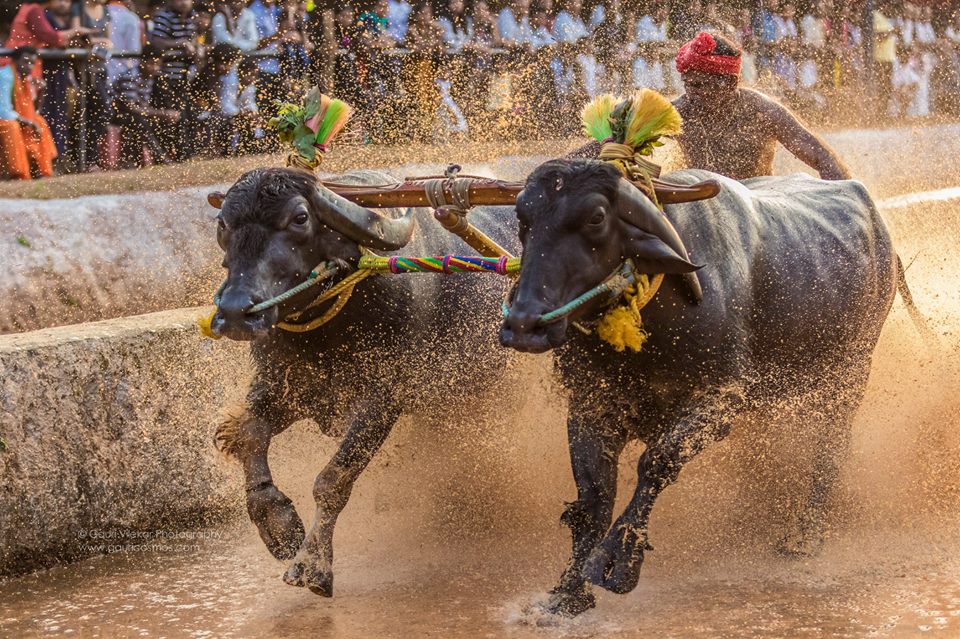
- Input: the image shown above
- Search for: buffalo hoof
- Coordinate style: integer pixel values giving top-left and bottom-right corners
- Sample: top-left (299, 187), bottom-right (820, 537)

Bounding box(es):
top-left (776, 525), bottom-right (824, 558)
top-left (283, 552), bottom-right (334, 597)
top-left (246, 483), bottom-right (306, 561)
top-left (583, 525), bottom-right (651, 594)
top-left (543, 585), bottom-right (596, 617)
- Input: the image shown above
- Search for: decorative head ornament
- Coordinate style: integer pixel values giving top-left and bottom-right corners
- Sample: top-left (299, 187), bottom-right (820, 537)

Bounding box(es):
top-left (269, 87), bottom-right (354, 171)
top-left (675, 31), bottom-right (742, 77)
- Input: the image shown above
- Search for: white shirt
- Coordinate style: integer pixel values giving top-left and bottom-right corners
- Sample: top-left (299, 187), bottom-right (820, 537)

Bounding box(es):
top-left (497, 8), bottom-right (533, 45)
top-left (915, 20), bottom-right (935, 44)
top-left (552, 10), bottom-right (589, 43)
top-left (386, 0), bottom-right (412, 43)
top-left (437, 16), bottom-right (474, 51)
top-left (801, 14), bottom-right (825, 47)
top-left (212, 9), bottom-right (260, 51)
top-left (636, 15), bottom-right (667, 42)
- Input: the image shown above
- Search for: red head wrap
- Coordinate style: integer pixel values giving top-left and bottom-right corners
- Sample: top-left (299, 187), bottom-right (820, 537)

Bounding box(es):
top-left (675, 31), bottom-right (742, 77)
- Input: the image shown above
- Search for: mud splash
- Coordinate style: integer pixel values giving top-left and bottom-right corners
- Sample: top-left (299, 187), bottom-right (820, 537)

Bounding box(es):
top-left (1, 128), bottom-right (960, 637)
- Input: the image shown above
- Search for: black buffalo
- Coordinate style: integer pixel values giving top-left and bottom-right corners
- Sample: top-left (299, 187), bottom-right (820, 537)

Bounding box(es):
top-left (501, 159), bottom-right (912, 616)
top-left (208, 167), bottom-right (516, 595)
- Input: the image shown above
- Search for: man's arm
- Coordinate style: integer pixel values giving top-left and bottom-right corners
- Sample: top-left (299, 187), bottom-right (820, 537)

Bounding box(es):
top-left (758, 92), bottom-right (852, 180)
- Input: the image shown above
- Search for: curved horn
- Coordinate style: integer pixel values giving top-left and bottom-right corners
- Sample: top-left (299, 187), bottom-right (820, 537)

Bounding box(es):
top-left (313, 184), bottom-right (416, 251)
top-left (616, 178), bottom-right (704, 302)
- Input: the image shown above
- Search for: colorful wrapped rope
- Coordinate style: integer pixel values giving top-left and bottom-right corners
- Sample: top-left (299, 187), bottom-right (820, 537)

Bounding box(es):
top-left (358, 255), bottom-right (521, 275)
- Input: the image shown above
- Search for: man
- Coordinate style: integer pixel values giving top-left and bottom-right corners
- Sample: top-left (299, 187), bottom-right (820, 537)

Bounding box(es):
top-left (106, 0), bottom-right (143, 86)
top-left (672, 31), bottom-right (850, 181)
top-left (0, 47), bottom-right (57, 179)
top-left (148, 0), bottom-right (196, 159)
top-left (112, 44), bottom-right (180, 167)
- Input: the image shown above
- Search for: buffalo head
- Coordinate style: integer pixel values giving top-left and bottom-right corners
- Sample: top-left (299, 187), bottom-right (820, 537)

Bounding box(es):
top-left (500, 159), bottom-right (699, 353)
top-left (207, 167), bottom-right (415, 340)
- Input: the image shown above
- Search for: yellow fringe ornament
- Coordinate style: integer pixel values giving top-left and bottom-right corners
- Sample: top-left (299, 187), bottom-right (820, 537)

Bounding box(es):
top-left (596, 272), bottom-right (664, 353)
top-left (197, 309), bottom-right (220, 340)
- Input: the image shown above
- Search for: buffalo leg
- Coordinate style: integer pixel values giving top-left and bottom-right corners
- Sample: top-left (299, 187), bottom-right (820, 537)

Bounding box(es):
top-left (543, 412), bottom-right (627, 616)
top-left (584, 390), bottom-right (744, 594)
top-left (283, 398), bottom-right (402, 596)
top-left (216, 387), bottom-right (306, 561)
top-left (779, 363), bottom-right (869, 556)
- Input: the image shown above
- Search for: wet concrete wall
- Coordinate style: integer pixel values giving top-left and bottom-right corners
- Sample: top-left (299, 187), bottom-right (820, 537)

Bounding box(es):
top-left (0, 308), bottom-right (246, 576)
top-left (1, 188), bottom-right (225, 334)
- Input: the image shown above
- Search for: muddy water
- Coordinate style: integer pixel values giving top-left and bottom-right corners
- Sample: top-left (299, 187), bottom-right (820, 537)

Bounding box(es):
top-left (2, 134), bottom-right (960, 637)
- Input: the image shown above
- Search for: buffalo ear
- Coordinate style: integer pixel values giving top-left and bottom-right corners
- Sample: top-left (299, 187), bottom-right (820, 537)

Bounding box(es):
top-left (207, 192), bottom-right (226, 209)
top-left (624, 227), bottom-right (702, 274)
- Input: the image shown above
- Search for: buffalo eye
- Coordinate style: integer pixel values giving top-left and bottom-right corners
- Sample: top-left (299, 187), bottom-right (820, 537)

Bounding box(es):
top-left (587, 208), bottom-right (606, 226)
top-left (217, 215), bottom-right (226, 231)
top-left (292, 212), bottom-right (309, 227)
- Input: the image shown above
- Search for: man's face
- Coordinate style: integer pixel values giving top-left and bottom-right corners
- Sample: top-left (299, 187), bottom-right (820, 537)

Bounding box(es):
top-left (15, 53), bottom-right (37, 77)
top-left (682, 70), bottom-right (739, 107)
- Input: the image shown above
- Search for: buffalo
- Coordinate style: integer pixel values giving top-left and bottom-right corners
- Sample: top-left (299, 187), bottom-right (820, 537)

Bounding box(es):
top-left (500, 159), bottom-right (913, 616)
top-left (207, 167), bottom-right (516, 595)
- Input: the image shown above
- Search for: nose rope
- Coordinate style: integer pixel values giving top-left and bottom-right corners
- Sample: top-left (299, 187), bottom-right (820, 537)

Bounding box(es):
top-left (198, 258), bottom-right (362, 339)
top-left (502, 261), bottom-right (638, 326)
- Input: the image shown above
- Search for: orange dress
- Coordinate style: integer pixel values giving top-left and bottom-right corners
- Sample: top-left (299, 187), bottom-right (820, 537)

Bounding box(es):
top-left (0, 66), bottom-right (57, 179)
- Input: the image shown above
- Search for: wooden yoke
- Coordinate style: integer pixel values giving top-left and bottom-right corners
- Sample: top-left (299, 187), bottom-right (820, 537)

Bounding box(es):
top-left (322, 176), bottom-right (720, 209)
top-left (321, 173), bottom-right (720, 263)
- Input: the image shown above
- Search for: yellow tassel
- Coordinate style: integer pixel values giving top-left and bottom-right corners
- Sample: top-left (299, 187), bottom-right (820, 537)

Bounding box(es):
top-left (597, 304), bottom-right (647, 353)
top-left (623, 88), bottom-right (683, 149)
top-left (197, 310), bottom-right (220, 340)
top-left (580, 93), bottom-right (618, 141)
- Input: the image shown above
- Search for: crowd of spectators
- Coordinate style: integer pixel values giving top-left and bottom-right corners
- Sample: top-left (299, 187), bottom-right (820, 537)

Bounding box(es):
top-left (1, 0), bottom-right (960, 179)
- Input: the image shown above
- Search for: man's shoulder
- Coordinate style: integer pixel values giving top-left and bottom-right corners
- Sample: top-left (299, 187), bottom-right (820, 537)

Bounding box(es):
top-left (737, 88), bottom-right (789, 114)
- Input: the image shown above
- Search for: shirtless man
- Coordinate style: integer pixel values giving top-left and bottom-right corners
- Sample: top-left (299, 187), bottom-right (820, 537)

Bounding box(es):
top-left (672, 31), bottom-right (850, 180)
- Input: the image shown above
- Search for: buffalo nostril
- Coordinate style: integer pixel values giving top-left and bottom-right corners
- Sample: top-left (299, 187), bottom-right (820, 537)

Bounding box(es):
top-left (506, 310), bottom-right (540, 334)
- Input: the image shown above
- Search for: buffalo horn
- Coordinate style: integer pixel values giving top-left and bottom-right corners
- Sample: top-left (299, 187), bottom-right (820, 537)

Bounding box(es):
top-left (616, 178), bottom-right (704, 302)
top-left (313, 185), bottom-right (416, 251)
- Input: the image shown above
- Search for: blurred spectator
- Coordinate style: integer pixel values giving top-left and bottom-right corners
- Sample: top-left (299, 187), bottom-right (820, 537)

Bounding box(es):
top-left (183, 42), bottom-right (241, 156)
top-left (212, 0), bottom-right (258, 50)
top-left (752, 0), bottom-right (778, 71)
top-left (593, 0), bottom-right (632, 95)
top-left (386, 0), bottom-right (411, 44)
top-left (38, 0), bottom-right (74, 156)
top-left (277, 0), bottom-right (309, 81)
top-left (112, 44), bottom-right (178, 166)
top-left (106, 0), bottom-right (143, 85)
top-left (403, 0), bottom-right (444, 141)
top-left (5, 0), bottom-right (89, 76)
top-left (71, 0), bottom-right (112, 169)
top-left (498, 0), bottom-right (533, 47)
top-left (149, 0), bottom-right (198, 159)
top-left (874, 1), bottom-right (897, 116)
top-left (193, 1), bottom-right (216, 46)
top-left (634, 4), bottom-right (669, 91)
top-left (0, 47), bottom-right (57, 179)
top-left (246, 0), bottom-right (283, 114)
top-left (222, 55), bottom-right (264, 153)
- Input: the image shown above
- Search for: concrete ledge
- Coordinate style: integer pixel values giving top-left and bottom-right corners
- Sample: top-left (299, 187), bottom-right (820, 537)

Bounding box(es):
top-left (0, 307), bottom-right (246, 576)
top-left (1, 188), bottom-right (225, 334)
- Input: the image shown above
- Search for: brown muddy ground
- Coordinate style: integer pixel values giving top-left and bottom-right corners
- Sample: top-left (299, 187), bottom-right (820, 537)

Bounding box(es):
top-left (1, 129), bottom-right (959, 638)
